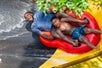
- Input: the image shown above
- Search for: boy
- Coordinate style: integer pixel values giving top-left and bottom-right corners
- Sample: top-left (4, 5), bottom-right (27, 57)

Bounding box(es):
top-left (49, 17), bottom-right (102, 48)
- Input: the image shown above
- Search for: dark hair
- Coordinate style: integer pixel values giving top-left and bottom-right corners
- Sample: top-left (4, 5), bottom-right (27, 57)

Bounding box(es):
top-left (50, 16), bottom-right (57, 22)
top-left (24, 11), bottom-right (34, 22)
top-left (24, 11), bottom-right (34, 15)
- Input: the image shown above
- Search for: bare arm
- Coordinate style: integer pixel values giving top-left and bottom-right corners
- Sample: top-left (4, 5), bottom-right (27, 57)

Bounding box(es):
top-left (51, 29), bottom-right (61, 39)
top-left (39, 31), bottom-right (55, 40)
top-left (56, 13), bottom-right (73, 18)
top-left (40, 28), bottom-right (61, 40)
top-left (55, 29), bottom-right (76, 45)
top-left (56, 13), bottom-right (88, 25)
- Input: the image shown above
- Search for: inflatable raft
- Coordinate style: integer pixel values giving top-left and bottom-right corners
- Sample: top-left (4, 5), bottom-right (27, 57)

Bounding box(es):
top-left (40, 11), bottom-right (100, 54)
top-left (39, 1), bottom-right (102, 68)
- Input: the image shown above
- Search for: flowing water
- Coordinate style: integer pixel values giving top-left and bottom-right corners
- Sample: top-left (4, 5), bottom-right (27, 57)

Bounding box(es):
top-left (0, 0), bottom-right (35, 40)
top-left (0, 0), bottom-right (56, 68)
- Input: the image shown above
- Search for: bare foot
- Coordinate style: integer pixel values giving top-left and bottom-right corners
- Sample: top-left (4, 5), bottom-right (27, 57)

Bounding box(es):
top-left (84, 17), bottom-right (89, 24)
top-left (94, 45), bottom-right (100, 50)
top-left (73, 40), bottom-right (79, 47)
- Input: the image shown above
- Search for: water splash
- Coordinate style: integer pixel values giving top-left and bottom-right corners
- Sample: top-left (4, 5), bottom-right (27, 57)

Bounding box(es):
top-left (0, 0), bottom-right (36, 40)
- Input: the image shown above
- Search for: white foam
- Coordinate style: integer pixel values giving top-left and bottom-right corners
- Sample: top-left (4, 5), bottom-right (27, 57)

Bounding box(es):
top-left (0, 58), bottom-right (2, 63)
top-left (0, 19), bottom-right (24, 33)
top-left (0, 0), bottom-right (35, 40)
top-left (2, 31), bottom-right (29, 40)
top-left (0, 0), bottom-right (34, 34)
top-left (0, 14), bottom-right (4, 25)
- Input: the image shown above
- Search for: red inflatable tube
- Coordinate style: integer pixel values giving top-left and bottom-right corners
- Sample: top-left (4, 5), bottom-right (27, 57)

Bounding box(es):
top-left (40, 12), bottom-right (100, 54)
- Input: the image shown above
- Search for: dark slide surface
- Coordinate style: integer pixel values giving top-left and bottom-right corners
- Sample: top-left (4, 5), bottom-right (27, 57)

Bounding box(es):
top-left (0, 0), bottom-right (55, 68)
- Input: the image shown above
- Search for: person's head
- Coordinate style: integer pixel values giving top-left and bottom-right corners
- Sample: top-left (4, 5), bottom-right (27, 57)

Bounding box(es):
top-left (24, 11), bottom-right (34, 22)
top-left (51, 17), bottom-right (61, 28)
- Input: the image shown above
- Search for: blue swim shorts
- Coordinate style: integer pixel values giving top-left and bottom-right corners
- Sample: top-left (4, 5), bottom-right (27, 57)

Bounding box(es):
top-left (72, 26), bottom-right (86, 40)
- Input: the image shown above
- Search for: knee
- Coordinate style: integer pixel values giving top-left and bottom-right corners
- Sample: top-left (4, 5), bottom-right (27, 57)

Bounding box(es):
top-left (79, 36), bottom-right (88, 42)
top-left (84, 28), bottom-right (91, 34)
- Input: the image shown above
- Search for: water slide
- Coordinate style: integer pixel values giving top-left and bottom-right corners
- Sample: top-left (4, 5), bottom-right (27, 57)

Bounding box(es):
top-left (0, 0), bottom-right (102, 68)
top-left (39, 1), bottom-right (102, 68)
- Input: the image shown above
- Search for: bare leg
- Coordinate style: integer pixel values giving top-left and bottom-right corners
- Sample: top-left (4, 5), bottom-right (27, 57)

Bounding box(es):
top-left (61, 17), bottom-right (85, 23)
top-left (52, 31), bottom-right (78, 47)
top-left (54, 33), bottom-right (79, 47)
top-left (79, 36), bottom-right (96, 49)
top-left (84, 27), bottom-right (102, 34)
top-left (56, 13), bottom-right (89, 24)
top-left (73, 40), bottom-right (79, 47)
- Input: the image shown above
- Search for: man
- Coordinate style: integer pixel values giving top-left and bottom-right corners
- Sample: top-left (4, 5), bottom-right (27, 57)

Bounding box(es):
top-left (49, 17), bottom-right (102, 48)
top-left (24, 11), bottom-right (55, 39)
top-left (24, 11), bottom-right (88, 39)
